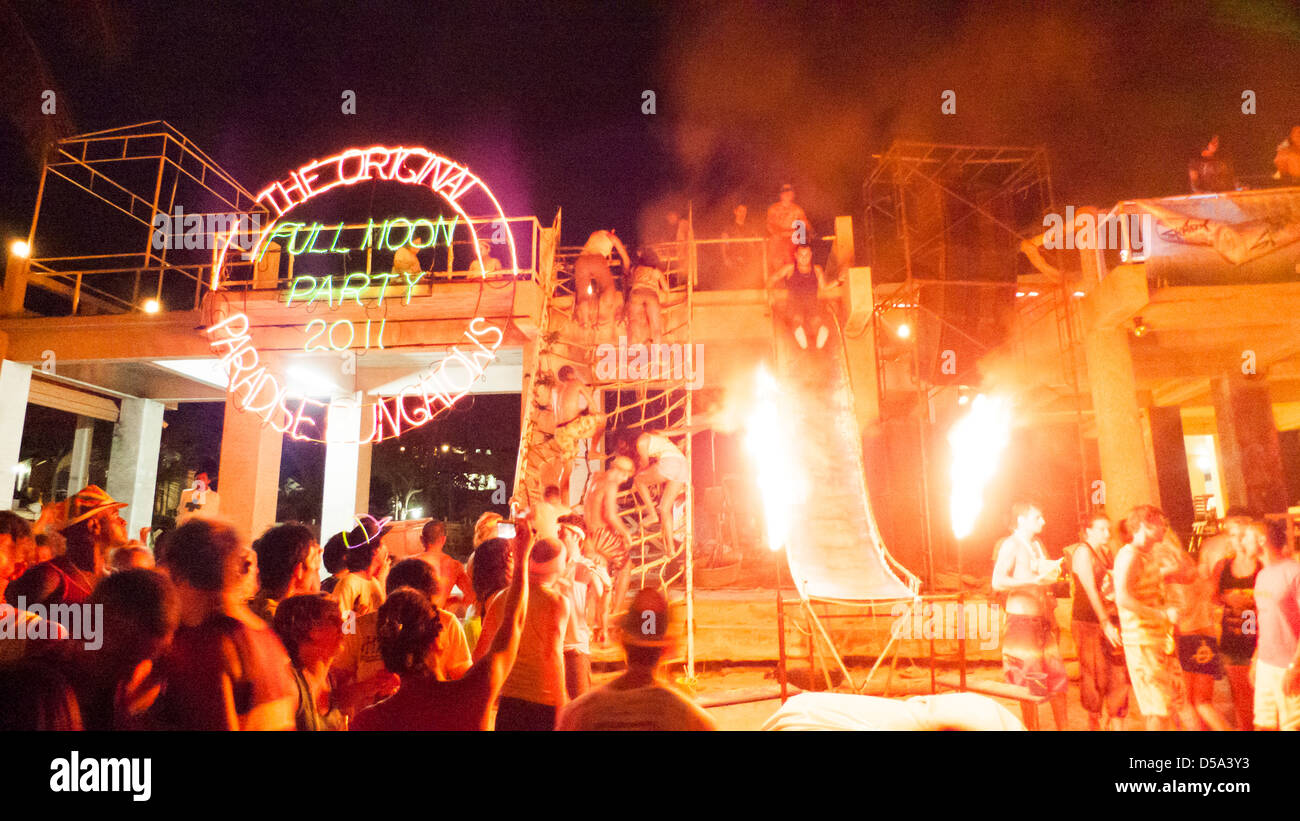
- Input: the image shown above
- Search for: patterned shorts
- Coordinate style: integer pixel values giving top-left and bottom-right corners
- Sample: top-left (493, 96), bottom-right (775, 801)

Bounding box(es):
top-left (1002, 614), bottom-right (1068, 698)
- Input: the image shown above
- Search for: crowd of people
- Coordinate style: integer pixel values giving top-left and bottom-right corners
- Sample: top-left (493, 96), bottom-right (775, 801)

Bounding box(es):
top-left (993, 502), bottom-right (1300, 730)
top-left (0, 483), bottom-right (716, 731)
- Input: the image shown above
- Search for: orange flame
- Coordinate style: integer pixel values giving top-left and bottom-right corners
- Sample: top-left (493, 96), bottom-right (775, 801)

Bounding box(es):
top-left (948, 394), bottom-right (1013, 540)
top-left (744, 366), bottom-right (805, 552)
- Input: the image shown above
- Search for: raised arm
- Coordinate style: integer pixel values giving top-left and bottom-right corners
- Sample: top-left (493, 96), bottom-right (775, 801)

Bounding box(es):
top-left (610, 234), bottom-right (631, 272)
top-left (483, 518), bottom-right (534, 689)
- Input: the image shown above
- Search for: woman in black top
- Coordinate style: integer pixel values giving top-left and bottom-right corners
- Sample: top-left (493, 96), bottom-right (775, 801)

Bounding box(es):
top-left (1214, 548), bottom-right (1259, 730)
top-left (1069, 513), bottom-right (1129, 730)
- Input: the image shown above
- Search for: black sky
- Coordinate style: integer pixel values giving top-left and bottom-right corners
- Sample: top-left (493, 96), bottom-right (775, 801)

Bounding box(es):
top-left (1, 0), bottom-right (1298, 248)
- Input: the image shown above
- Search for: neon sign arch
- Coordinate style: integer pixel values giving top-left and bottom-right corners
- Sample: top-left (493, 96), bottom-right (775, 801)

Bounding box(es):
top-left (205, 145), bottom-right (517, 445)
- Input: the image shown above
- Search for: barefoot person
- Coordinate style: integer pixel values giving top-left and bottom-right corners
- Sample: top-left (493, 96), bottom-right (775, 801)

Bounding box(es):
top-left (628, 431), bottom-right (689, 564)
top-left (1069, 513), bottom-right (1129, 730)
top-left (583, 456), bottom-right (637, 626)
top-left (991, 502), bottom-right (1069, 729)
top-left (1160, 528), bottom-right (1230, 730)
top-left (549, 366), bottom-right (606, 499)
top-left (768, 244), bottom-right (830, 351)
top-left (626, 248), bottom-right (671, 347)
top-left (574, 229), bottom-right (631, 328)
top-left (1114, 505), bottom-right (1189, 730)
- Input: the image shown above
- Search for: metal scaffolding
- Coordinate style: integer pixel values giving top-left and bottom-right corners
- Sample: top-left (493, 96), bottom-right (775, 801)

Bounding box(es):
top-left (12, 121), bottom-right (267, 316)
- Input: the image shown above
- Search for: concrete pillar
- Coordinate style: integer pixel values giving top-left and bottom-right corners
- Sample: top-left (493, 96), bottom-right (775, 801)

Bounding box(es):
top-left (218, 394), bottom-right (283, 541)
top-left (1083, 326), bottom-right (1159, 518)
top-left (1211, 375), bottom-right (1289, 515)
top-left (320, 399), bottom-right (363, 542)
top-left (107, 397), bottom-right (165, 536)
top-left (1149, 405), bottom-right (1196, 543)
top-left (0, 360), bottom-right (33, 510)
top-left (355, 442), bottom-right (372, 518)
top-left (68, 415), bottom-right (94, 495)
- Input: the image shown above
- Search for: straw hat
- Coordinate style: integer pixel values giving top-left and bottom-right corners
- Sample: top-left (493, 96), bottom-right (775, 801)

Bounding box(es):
top-left (58, 486), bottom-right (127, 530)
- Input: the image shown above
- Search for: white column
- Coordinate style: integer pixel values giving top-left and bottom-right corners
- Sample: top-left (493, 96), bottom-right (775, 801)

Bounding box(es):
top-left (107, 397), bottom-right (165, 535)
top-left (68, 415), bottom-right (94, 494)
top-left (0, 360), bottom-right (33, 510)
top-left (321, 398), bottom-right (363, 543)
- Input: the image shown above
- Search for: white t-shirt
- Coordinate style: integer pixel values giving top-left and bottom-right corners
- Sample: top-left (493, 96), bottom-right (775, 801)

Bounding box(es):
top-left (333, 607), bottom-right (471, 685)
top-left (334, 574), bottom-right (384, 617)
top-left (557, 682), bottom-right (716, 731)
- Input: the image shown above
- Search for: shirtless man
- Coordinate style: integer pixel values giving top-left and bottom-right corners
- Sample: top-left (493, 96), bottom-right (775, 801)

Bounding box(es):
top-left (549, 365), bottom-right (606, 498)
top-left (533, 485), bottom-right (570, 544)
top-left (629, 431), bottom-right (689, 562)
top-left (766, 184), bottom-right (809, 276)
top-left (991, 502), bottom-right (1069, 730)
top-left (418, 519), bottom-right (474, 616)
top-left (574, 229), bottom-right (631, 329)
top-left (582, 456), bottom-right (637, 629)
top-left (626, 248), bottom-right (671, 347)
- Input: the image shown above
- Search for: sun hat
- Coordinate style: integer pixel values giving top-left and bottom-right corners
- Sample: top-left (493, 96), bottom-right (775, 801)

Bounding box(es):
top-left (58, 486), bottom-right (127, 530)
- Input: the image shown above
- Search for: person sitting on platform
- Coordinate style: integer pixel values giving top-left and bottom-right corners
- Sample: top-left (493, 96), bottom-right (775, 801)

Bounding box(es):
top-left (991, 501), bottom-right (1069, 729)
top-left (1188, 134), bottom-right (1238, 193)
top-left (1273, 125), bottom-right (1300, 183)
top-left (558, 587), bottom-right (715, 731)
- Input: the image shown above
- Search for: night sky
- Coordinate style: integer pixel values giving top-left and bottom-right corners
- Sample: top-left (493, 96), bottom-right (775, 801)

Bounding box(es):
top-left (2, 0), bottom-right (1298, 249)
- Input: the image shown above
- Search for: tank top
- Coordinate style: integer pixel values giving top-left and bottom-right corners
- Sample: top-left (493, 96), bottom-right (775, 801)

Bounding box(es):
top-left (1116, 544), bottom-right (1167, 646)
top-left (1070, 543), bottom-right (1110, 624)
top-left (788, 265), bottom-right (818, 300)
top-left (498, 586), bottom-right (565, 706)
top-left (1218, 557), bottom-right (1259, 656)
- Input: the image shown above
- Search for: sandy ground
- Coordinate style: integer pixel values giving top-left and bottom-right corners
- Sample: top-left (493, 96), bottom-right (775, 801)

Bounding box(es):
top-left (588, 659), bottom-right (1246, 731)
